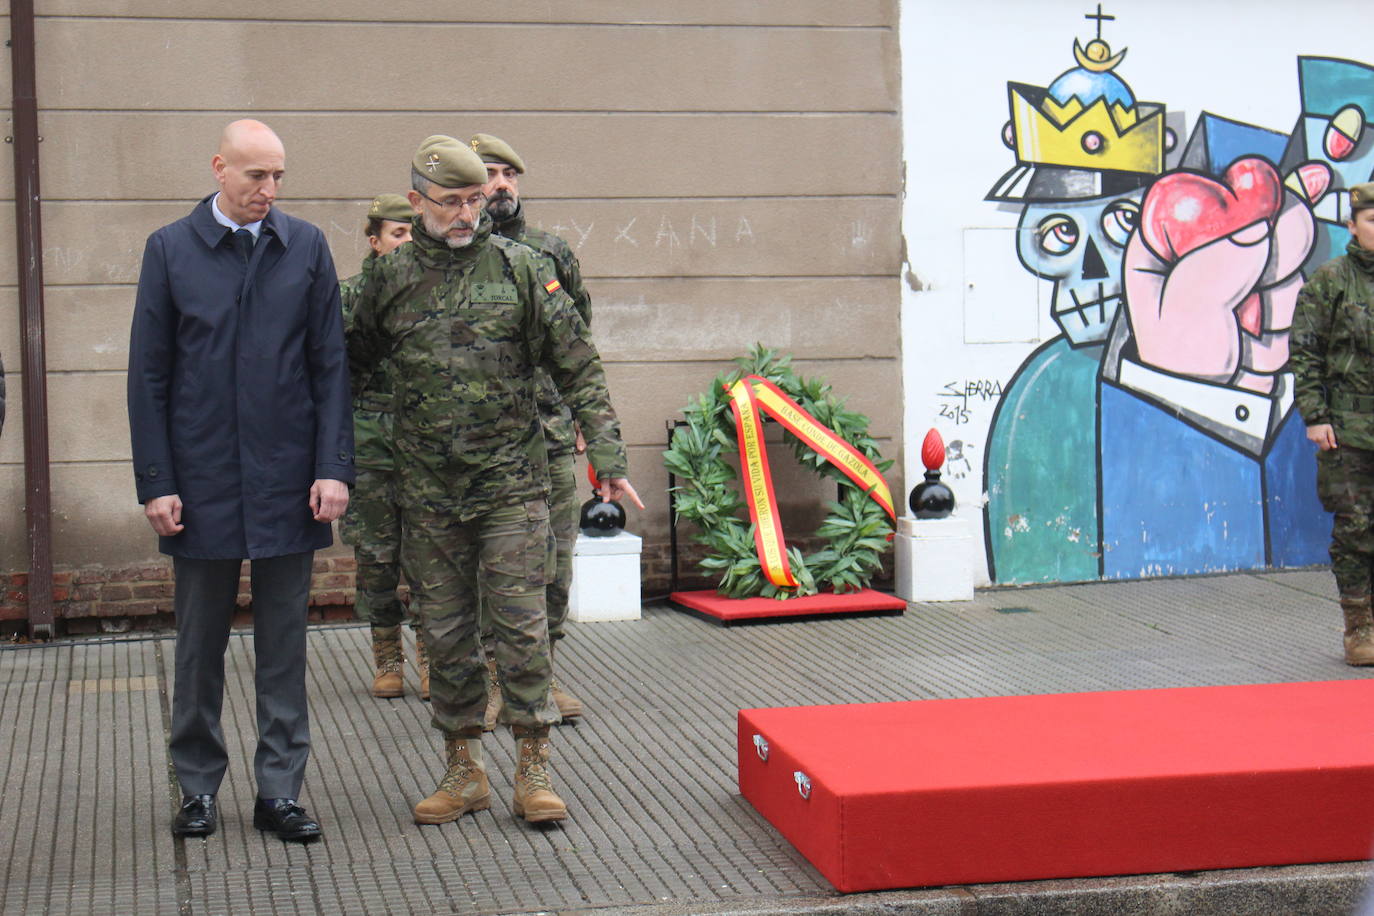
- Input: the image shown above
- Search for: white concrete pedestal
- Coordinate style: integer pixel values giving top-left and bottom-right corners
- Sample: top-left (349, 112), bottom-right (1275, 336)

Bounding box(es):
top-left (568, 530), bottom-right (643, 622)
top-left (894, 515), bottom-right (975, 602)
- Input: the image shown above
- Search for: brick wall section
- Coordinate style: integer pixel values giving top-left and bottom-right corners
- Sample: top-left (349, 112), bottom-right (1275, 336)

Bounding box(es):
top-left (0, 554), bottom-right (369, 631)
top-left (0, 539), bottom-right (894, 632)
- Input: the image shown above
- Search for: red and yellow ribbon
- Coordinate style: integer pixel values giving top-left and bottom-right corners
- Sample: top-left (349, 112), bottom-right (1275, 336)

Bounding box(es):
top-left (727, 377), bottom-right (797, 587)
top-left (725, 375), bottom-right (895, 587)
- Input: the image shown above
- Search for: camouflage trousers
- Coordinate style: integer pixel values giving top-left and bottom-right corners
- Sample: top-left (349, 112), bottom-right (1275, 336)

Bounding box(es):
top-left (404, 499), bottom-right (560, 735)
top-left (1317, 444), bottom-right (1374, 600)
top-left (339, 464), bottom-right (413, 629)
top-left (480, 451), bottom-right (577, 649)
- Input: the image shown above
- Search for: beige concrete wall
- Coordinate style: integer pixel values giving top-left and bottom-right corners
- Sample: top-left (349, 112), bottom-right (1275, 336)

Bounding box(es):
top-left (1, 3), bottom-right (902, 583)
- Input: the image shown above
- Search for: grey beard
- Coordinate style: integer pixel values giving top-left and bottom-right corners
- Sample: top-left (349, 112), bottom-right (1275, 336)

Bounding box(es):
top-left (422, 211), bottom-right (476, 249)
top-left (487, 196), bottom-right (518, 221)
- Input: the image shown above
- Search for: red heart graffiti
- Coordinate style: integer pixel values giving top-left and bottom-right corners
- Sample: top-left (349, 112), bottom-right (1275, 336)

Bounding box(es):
top-left (1140, 157), bottom-right (1283, 263)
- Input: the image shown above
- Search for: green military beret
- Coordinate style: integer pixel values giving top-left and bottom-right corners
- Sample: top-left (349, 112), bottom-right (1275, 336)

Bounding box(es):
top-left (412, 134), bottom-right (487, 189)
top-left (1352, 182), bottom-right (1374, 213)
top-left (469, 133), bottom-right (526, 174)
top-left (366, 193), bottom-right (413, 226)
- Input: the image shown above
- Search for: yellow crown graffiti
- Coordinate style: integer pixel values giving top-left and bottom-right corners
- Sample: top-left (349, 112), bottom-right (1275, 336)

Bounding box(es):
top-left (1005, 35), bottom-right (1166, 176)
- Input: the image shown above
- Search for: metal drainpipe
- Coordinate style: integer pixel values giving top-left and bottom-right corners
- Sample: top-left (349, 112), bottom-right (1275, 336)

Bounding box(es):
top-left (9, 0), bottom-right (56, 639)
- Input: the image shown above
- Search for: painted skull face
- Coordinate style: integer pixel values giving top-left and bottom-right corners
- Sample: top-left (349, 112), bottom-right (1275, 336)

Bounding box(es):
top-left (1015, 190), bottom-right (1143, 346)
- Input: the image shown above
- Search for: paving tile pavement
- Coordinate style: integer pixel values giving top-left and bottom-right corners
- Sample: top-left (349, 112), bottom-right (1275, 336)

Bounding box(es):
top-left (2, 569), bottom-right (1372, 915)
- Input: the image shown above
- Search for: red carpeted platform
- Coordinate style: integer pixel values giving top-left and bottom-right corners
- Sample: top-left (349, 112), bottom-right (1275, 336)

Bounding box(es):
top-left (668, 587), bottom-right (905, 625)
top-left (738, 680), bottom-right (1374, 892)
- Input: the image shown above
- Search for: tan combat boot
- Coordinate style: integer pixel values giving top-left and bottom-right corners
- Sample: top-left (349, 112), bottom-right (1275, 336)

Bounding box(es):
top-left (413, 732), bottom-right (491, 824)
top-left (415, 628), bottom-right (430, 701)
top-left (371, 626), bottom-right (404, 698)
top-left (511, 727), bottom-right (567, 823)
top-left (549, 644), bottom-right (583, 720)
top-left (483, 657), bottom-right (503, 731)
top-left (1341, 598), bottom-right (1374, 666)
top-left (551, 677), bottom-right (583, 720)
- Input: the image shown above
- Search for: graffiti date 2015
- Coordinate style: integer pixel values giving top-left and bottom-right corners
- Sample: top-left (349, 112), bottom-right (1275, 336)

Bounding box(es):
top-left (937, 380), bottom-right (1005, 424)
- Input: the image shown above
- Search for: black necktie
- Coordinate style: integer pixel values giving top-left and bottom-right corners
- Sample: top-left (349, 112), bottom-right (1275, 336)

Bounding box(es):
top-left (234, 228), bottom-right (255, 262)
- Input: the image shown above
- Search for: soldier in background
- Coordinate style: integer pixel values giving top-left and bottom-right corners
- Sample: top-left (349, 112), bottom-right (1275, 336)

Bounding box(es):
top-left (470, 133), bottom-right (589, 727)
top-left (340, 194), bottom-right (427, 700)
top-left (1290, 181), bottom-right (1374, 667)
top-left (347, 136), bottom-right (641, 826)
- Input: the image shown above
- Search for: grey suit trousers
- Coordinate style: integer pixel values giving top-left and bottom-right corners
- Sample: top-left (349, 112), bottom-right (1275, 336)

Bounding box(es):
top-left (169, 552), bottom-right (314, 799)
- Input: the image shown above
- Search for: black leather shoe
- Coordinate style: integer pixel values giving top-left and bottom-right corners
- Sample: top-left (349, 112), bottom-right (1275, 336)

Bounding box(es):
top-left (253, 797), bottom-right (321, 842)
top-left (172, 794), bottom-right (217, 837)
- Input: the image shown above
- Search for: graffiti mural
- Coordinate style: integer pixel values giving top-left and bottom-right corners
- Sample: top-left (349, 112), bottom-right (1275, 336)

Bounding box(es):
top-left (983, 11), bottom-right (1166, 582)
top-left (982, 9), bottom-right (1362, 583)
top-left (1282, 58), bottom-right (1374, 270)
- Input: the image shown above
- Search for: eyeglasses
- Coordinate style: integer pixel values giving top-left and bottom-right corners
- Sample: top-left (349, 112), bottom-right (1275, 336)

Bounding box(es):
top-left (415, 188), bottom-right (487, 213)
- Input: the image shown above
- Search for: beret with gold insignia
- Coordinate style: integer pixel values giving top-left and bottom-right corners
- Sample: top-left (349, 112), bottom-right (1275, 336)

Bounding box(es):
top-left (366, 193), bottom-right (413, 227)
top-left (412, 135), bottom-right (488, 189)
top-left (1352, 182), bottom-right (1374, 213)
top-left (469, 133), bottom-right (526, 174)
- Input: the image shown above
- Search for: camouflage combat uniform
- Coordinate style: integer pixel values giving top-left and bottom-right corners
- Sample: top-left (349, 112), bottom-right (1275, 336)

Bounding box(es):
top-left (339, 256), bottom-right (410, 633)
top-left (1290, 239), bottom-right (1374, 601)
top-left (346, 213), bottom-right (627, 736)
top-left (489, 202), bottom-right (592, 648)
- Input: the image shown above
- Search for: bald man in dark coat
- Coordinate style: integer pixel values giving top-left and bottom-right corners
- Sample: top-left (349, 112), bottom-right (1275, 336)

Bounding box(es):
top-left (127, 119), bottom-right (353, 842)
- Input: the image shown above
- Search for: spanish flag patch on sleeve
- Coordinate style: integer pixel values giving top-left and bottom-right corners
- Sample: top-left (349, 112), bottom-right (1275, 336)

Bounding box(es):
top-left (544, 279), bottom-right (562, 294)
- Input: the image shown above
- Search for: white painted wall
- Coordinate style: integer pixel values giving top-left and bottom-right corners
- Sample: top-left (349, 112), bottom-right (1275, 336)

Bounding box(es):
top-left (900, 0), bottom-right (1370, 584)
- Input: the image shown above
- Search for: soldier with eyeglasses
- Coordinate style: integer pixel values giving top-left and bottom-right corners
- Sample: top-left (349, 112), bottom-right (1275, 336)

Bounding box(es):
top-left (347, 135), bottom-right (641, 827)
top-left (468, 133), bottom-right (593, 729)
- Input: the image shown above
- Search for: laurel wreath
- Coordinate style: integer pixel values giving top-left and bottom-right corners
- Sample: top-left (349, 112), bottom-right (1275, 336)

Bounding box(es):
top-left (663, 345), bottom-right (894, 600)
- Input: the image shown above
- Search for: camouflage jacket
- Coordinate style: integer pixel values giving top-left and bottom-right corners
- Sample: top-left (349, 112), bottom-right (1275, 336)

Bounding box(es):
top-left (341, 253), bottom-right (397, 470)
top-left (346, 214), bottom-right (627, 519)
top-left (492, 203), bottom-right (592, 458)
top-left (1290, 240), bottom-right (1374, 449)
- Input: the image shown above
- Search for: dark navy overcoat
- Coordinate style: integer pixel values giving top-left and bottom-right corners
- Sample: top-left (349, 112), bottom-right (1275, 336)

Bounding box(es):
top-left (127, 195), bottom-right (355, 559)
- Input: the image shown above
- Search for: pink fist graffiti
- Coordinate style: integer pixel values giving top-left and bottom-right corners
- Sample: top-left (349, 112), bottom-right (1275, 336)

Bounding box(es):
top-left (1125, 157), bottom-right (1326, 394)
